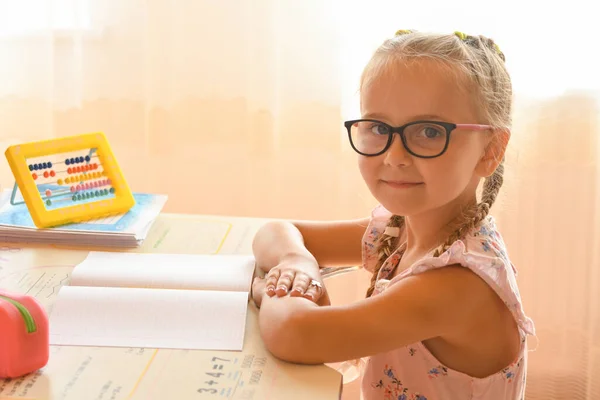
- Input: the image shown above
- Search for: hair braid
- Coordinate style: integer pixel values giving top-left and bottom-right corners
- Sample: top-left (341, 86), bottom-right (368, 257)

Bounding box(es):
top-left (455, 32), bottom-right (506, 62)
top-left (365, 215), bottom-right (404, 298)
top-left (433, 160), bottom-right (506, 257)
top-left (478, 35), bottom-right (506, 62)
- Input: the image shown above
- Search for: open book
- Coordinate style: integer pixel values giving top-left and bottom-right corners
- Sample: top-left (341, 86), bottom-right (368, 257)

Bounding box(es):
top-left (49, 251), bottom-right (255, 351)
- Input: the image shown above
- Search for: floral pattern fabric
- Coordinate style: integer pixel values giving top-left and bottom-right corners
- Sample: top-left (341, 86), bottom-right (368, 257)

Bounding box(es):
top-left (359, 205), bottom-right (536, 400)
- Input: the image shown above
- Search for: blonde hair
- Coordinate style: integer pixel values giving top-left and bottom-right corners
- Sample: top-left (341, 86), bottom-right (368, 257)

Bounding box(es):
top-left (364, 30), bottom-right (511, 298)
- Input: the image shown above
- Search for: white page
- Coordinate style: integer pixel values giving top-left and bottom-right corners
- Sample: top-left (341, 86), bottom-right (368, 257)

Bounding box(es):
top-left (49, 286), bottom-right (248, 350)
top-left (70, 252), bottom-right (255, 292)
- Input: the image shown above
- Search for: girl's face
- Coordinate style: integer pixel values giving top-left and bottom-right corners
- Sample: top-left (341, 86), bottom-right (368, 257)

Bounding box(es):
top-left (358, 59), bottom-right (501, 218)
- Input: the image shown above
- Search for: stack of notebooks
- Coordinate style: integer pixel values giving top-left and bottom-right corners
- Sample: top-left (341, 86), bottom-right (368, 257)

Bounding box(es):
top-left (0, 188), bottom-right (167, 248)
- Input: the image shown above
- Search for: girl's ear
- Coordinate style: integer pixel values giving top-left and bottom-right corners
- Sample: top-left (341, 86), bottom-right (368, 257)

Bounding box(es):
top-left (476, 129), bottom-right (510, 178)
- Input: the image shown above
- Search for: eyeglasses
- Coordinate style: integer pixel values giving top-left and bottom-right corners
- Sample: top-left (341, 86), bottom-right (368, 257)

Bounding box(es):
top-left (344, 119), bottom-right (492, 158)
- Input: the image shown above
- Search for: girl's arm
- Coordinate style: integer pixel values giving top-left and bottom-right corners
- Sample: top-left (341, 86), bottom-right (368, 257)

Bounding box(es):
top-left (258, 265), bottom-right (497, 364)
top-left (250, 218), bottom-right (369, 305)
top-left (252, 218), bottom-right (370, 274)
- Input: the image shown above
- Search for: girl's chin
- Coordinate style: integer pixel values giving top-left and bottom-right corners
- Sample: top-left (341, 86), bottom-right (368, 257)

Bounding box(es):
top-left (375, 199), bottom-right (422, 217)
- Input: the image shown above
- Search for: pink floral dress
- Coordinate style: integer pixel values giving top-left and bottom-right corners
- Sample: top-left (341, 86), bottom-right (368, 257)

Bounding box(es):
top-left (359, 205), bottom-right (536, 400)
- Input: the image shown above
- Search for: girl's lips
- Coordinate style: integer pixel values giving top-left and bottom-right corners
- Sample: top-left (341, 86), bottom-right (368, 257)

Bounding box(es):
top-left (382, 180), bottom-right (424, 189)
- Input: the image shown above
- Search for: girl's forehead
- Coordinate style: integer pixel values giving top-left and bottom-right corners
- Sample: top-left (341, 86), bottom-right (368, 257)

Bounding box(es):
top-left (360, 59), bottom-right (478, 123)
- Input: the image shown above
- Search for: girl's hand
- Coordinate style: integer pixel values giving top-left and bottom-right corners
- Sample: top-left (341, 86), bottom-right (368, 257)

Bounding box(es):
top-left (264, 267), bottom-right (325, 301)
top-left (251, 256), bottom-right (328, 308)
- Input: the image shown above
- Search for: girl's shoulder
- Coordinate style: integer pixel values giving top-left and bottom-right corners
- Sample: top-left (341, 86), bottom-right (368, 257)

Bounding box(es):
top-left (361, 204), bottom-right (535, 337)
top-left (361, 204), bottom-right (512, 275)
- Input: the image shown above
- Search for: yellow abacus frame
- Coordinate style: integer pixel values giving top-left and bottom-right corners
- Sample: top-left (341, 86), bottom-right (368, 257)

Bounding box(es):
top-left (4, 132), bottom-right (135, 228)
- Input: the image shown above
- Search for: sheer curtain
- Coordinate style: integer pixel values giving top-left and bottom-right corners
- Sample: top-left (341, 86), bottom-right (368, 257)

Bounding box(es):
top-left (0, 0), bottom-right (598, 398)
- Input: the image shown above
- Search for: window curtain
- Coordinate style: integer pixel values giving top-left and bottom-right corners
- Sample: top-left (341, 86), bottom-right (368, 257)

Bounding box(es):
top-left (0, 1), bottom-right (598, 398)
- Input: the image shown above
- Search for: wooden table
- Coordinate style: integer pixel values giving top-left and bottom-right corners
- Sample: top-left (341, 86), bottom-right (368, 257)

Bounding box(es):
top-left (0, 213), bottom-right (344, 400)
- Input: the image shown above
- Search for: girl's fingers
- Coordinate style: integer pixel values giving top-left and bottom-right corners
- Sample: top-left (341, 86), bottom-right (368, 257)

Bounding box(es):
top-left (275, 270), bottom-right (296, 296)
top-left (290, 273), bottom-right (311, 297)
top-left (303, 279), bottom-right (324, 302)
top-left (264, 269), bottom-right (280, 296)
top-left (264, 267), bottom-right (325, 303)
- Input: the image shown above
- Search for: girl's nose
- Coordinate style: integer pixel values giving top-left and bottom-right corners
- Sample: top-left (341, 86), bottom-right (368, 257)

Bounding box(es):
top-left (383, 134), bottom-right (412, 167)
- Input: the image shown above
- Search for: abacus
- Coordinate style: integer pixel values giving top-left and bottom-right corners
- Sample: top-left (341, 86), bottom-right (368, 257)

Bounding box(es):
top-left (4, 132), bottom-right (135, 228)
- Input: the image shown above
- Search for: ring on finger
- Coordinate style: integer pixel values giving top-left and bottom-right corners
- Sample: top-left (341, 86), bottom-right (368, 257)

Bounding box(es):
top-left (308, 279), bottom-right (322, 290)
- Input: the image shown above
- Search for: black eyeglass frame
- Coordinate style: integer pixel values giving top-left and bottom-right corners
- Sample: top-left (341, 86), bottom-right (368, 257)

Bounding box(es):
top-left (344, 119), bottom-right (492, 159)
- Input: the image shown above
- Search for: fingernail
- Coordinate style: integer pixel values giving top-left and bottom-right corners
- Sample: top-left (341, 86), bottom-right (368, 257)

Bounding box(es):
top-left (305, 293), bottom-right (314, 300)
top-left (277, 286), bottom-right (288, 294)
top-left (266, 286), bottom-right (275, 295)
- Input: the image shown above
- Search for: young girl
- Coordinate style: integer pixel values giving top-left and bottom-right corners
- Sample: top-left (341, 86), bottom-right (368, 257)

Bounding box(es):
top-left (251, 29), bottom-right (535, 400)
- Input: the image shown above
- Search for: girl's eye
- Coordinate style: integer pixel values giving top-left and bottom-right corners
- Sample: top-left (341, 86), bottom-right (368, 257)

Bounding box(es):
top-left (370, 124), bottom-right (390, 135)
top-left (422, 126), bottom-right (443, 139)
